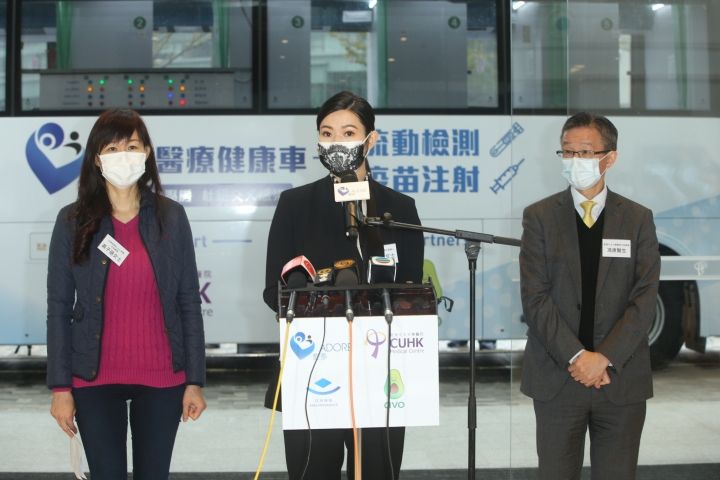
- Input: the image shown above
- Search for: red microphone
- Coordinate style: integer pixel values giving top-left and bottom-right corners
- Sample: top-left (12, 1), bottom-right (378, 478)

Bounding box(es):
top-left (281, 256), bottom-right (316, 322)
top-left (281, 255), bottom-right (317, 285)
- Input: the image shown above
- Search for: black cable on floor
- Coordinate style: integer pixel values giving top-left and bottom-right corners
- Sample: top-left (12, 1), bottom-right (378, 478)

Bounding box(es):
top-left (298, 309), bottom-right (328, 480)
top-left (385, 319), bottom-right (394, 480)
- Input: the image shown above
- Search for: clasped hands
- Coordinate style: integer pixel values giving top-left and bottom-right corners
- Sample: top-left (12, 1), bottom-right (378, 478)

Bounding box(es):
top-left (568, 351), bottom-right (611, 389)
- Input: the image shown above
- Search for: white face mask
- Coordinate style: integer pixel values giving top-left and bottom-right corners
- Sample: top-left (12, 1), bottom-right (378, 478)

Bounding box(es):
top-left (98, 151), bottom-right (147, 189)
top-left (561, 153), bottom-right (609, 191)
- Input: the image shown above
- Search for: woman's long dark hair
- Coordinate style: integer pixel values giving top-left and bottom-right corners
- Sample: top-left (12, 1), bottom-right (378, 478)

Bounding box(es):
top-left (316, 92), bottom-right (384, 256)
top-left (69, 109), bottom-right (165, 265)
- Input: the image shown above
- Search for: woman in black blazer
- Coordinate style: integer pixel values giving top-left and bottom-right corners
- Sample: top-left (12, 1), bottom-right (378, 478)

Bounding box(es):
top-left (263, 91), bottom-right (424, 480)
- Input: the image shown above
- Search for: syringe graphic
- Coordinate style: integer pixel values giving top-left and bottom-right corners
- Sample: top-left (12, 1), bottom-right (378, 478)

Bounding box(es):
top-left (490, 122), bottom-right (525, 157)
top-left (490, 158), bottom-right (525, 194)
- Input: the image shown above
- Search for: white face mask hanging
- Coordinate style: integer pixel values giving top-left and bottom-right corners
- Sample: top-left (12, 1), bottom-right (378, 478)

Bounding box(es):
top-left (98, 151), bottom-right (147, 189)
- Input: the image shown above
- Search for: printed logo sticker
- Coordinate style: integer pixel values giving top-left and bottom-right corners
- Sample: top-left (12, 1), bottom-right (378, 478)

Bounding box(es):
top-left (290, 331), bottom-right (315, 360)
top-left (307, 378), bottom-right (341, 395)
top-left (365, 329), bottom-right (387, 359)
top-left (384, 369), bottom-right (405, 399)
top-left (26, 123), bottom-right (84, 194)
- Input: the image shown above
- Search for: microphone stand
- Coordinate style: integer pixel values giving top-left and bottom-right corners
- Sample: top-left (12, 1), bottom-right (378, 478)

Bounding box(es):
top-left (364, 213), bottom-right (521, 480)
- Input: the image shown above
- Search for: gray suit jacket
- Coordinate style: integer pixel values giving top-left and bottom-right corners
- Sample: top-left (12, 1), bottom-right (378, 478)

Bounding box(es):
top-left (519, 187), bottom-right (660, 405)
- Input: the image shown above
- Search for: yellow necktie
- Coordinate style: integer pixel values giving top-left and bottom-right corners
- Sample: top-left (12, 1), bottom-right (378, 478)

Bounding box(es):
top-left (580, 201), bottom-right (597, 228)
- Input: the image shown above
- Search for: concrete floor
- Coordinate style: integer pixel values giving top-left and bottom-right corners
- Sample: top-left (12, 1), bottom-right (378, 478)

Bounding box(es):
top-left (0, 345), bottom-right (718, 474)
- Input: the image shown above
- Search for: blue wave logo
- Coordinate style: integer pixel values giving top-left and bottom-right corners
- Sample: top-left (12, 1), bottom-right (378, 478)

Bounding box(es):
top-left (307, 378), bottom-right (341, 395)
top-left (290, 331), bottom-right (315, 360)
top-left (26, 123), bottom-right (84, 194)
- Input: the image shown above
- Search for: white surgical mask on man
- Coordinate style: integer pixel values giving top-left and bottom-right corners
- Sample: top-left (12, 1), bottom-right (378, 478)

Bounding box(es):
top-left (98, 151), bottom-right (146, 189)
top-left (561, 152), bottom-right (609, 191)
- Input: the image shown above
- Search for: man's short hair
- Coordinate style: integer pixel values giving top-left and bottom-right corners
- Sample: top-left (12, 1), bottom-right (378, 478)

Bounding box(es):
top-left (560, 112), bottom-right (618, 151)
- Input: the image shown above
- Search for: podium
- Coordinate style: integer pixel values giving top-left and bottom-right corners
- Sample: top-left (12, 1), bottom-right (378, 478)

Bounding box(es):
top-left (278, 284), bottom-right (440, 430)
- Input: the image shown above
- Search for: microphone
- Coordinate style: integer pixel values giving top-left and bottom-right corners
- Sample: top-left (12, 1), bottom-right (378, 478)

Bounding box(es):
top-left (332, 259), bottom-right (360, 284)
top-left (285, 271), bottom-right (307, 323)
top-left (281, 256), bottom-right (316, 322)
top-left (314, 267), bottom-right (335, 287)
top-left (339, 170), bottom-right (359, 240)
top-left (368, 256), bottom-right (397, 324)
top-left (367, 256), bottom-right (396, 284)
top-left (281, 255), bottom-right (317, 285)
top-left (335, 266), bottom-right (359, 322)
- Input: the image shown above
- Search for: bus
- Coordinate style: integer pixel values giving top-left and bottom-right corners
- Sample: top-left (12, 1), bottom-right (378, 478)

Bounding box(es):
top-left (1, 0), bottom-right (718, 369)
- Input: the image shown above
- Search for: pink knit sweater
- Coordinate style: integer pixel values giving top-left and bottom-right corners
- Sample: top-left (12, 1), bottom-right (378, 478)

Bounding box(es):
top-left (56, 215), bottom-right (186, 392)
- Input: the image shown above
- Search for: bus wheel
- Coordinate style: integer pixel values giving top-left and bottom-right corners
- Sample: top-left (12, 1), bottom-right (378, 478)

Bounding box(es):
top-left (649, 280), bottom-right (685, 370)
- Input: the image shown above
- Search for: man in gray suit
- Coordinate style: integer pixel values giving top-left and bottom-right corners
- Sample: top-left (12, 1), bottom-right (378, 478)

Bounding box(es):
top-left (519, 112), bottom-right (660, 480)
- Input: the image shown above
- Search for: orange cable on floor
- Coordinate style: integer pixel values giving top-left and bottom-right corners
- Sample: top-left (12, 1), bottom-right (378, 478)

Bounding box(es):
top-left (254, 322), bottom-right (291, 480)
top-left (349, 321), bottom-right (361, 480)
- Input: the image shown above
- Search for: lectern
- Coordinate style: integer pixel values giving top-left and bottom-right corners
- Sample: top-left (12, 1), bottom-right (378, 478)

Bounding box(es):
top-left (277, 284), bottom-right (440, 430)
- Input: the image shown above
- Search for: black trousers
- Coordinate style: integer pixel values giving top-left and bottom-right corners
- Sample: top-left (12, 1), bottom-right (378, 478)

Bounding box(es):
top-left (73, 384), bottom-right (185, 480)
top-left (284, 427), bottom-right (405, 480)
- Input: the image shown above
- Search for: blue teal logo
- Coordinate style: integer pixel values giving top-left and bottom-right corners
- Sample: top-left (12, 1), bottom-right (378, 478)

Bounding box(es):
top-left (26, 123), bottom-right (84, 194)
top-left (307, 378), bottom-right (341, 395)
top-left (290, 331), bottom-right (315, 360)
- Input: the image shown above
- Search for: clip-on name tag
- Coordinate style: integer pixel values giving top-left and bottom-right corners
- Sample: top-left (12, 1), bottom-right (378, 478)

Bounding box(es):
top-left (97, 234), bottom-right (129, 266)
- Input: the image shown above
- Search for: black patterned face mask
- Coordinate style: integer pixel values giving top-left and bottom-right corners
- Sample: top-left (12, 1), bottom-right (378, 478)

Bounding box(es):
top-left (317, 133), bottom-right (370, 174)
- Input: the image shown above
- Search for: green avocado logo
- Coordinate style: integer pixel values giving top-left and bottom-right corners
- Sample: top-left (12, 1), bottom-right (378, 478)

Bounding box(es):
top-left (384, 369), bottom-right (405, 399)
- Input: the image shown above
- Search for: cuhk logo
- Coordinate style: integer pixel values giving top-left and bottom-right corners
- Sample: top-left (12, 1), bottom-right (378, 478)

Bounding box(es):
top-left (307, 378), bottom-right (341, 395)
top-left (365, 328), bottom-right (387, 359)
top-left (290, 331), bottom-right (315, 360)
top-left (26, 123), bottom-right (84, 194)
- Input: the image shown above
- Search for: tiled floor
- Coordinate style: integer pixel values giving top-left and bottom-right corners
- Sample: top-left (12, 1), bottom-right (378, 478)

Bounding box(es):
top-left (0, 346), bottom-right (718, 474)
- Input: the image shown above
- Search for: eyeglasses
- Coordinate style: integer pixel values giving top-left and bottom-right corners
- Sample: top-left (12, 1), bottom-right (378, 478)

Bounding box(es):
top-left (556, 149), bottom-right (612, 159)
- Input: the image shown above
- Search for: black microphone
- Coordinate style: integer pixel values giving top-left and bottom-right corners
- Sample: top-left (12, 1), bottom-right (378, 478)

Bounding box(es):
top-left (367, 256), bottom-right (396, 284)
top-left (286, 271), bottom-right (307, 323)
top-left (335, 267), bottom-right (358, 322)
top-left (339, 170), bottom-right (359, 240)
top-left (368, 256), bottom-right (397, 324)
top-left (314, 267), bottom-right (335, 287)
top-left (332, 259), bottom-right (360, 284)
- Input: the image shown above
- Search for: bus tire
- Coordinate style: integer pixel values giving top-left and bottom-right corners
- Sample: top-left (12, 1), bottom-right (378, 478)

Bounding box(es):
top-left (649, 280), bottom-right (685, 370)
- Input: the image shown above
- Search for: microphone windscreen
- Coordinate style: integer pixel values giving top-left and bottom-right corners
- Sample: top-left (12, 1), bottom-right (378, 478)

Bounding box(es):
top-left (333, 259), bottom-right (360, 283)
top-left (335, 267), bottom-right (359, 287)
top-left (287, 271), bottom-right (307, 289)
top-left (339, 170), bottom-right (358, 183)
top-left (314, 268), bottom-right (335, 286)
top-left (368, 256), bottom-right (397, 284)
top-left (281, 255), bottom-right (317, 284)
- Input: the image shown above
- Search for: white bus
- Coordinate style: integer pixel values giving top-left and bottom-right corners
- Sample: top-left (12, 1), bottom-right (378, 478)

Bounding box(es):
top-left (1, 0), bottom-right (718, 368)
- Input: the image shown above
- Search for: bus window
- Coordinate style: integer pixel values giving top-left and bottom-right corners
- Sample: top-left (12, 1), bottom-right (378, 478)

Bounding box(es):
top-left (512, 1), bottom-right (714, 113)
top-left (267, 0), bottom-right (499, 109)
top-left (20, 0), bottom-right (254, 112)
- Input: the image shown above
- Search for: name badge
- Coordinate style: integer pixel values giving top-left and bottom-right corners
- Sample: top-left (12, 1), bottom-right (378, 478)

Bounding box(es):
top-left (602, 239), bottom-right (631, 258)
top-left (98, 234), bottom-right (129, 266)
top-left (384, 243), bottom-right (399, 263)
top-left (334, 181), bottom-right (371, 202)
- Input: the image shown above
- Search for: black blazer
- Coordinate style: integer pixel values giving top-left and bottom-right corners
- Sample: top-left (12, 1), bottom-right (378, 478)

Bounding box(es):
top-left (263, 175), bottom-right (425, 310)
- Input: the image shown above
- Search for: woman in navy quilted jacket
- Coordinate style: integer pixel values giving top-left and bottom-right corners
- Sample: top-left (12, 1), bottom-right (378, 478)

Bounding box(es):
top-left (47, 109), bottom-right (207, 480)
